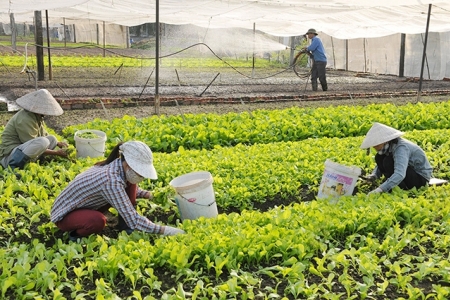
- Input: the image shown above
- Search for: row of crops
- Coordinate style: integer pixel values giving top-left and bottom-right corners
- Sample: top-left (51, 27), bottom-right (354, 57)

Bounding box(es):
top-left (0, 53), bottom-right (286, 69)
top-left (1, 100), bottom-right (450, 299)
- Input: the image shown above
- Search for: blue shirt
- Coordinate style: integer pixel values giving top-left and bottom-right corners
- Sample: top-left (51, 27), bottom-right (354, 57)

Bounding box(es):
top-left (371, 138), bottom-right (433, 192)
top-left (51, 158), bottom-right (162, 234)
top-left (307, 36), bottom-right (327, 62)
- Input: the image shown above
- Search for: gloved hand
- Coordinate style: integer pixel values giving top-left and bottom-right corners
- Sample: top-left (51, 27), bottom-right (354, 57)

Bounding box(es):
top-left (368, 187), bottom-right (383, 195)
top-left (162, 226), bottom-right (185, 236)
top-left (360, 174), bottom-right (377, 182)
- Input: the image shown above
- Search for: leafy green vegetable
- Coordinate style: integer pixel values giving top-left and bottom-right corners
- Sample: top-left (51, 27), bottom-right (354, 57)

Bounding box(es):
top-left (77, 131), bottom-right (100, 139)
top-left (1, 101), bottom-right (450, 299)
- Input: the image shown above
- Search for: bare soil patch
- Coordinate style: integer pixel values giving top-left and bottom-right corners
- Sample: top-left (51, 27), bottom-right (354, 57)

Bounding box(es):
top-left (1, 44), bottom-right (450, 129)
top-left (1, 46), bottom-right (450, 299)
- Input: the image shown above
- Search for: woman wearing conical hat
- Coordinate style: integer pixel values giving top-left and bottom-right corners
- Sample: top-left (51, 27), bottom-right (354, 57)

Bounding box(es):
top-left (360, 122), bottom-right (433, 194)
top-left (0, 89), bottom-right (68, 170)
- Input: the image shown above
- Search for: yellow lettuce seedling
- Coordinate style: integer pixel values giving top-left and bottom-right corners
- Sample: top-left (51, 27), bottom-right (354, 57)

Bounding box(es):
top-left (77, 131), bottom-right (100, 139)
top-left (64, 145), bottom-right (77, 161)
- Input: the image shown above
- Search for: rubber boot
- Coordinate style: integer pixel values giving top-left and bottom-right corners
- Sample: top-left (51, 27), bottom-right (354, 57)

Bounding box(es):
top-left (68, 230), bottom-right (82, 242)
top-left (117, 215), bottom-right (133, 234)
top-left (311, 82), bottom-right (318, 91)
top-left (322, 83), bottom-right (328, 91)
top-left (8, 149), bottom-right (31, 170)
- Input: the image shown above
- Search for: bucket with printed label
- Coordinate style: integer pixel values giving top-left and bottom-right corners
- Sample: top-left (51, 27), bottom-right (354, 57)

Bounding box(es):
top-left (317, 159), bottom-right (361, 201)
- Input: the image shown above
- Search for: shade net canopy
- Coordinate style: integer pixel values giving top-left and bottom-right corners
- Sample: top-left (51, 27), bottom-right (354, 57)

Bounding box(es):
top-left (1, 0), bottom-right (450, 39)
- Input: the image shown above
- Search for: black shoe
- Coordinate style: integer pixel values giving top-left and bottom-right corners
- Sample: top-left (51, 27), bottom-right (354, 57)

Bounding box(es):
top-left (116, 215), bottom-right (134, 234)
top-left (122, 228), bottom-right (134, 234)
top-left (68, 230), bottom-right (82, 242)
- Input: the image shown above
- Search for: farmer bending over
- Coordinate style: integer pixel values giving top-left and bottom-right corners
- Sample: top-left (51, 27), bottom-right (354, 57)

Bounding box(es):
top-left (51, 141), bottom-right (185, 241)
top-left (360, 122), bottom-right (432, 195)
top-left (0, 89), bottom-right (68, 170)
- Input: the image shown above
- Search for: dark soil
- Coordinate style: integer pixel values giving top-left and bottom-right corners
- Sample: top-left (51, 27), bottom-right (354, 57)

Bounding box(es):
top-left (1, 44), bottom-right (450, 129)
top-left (1, 45), bottom-right (449, 299)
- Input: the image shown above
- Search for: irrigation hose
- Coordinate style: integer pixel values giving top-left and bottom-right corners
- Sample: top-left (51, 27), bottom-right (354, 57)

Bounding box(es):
top-left (21, 42), bottom-right (312, 81)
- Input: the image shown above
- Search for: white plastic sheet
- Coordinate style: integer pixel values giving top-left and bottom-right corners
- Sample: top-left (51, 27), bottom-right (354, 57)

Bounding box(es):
top-left (1, 0), bottom-right (450, 38)
top-left (2, 0), bottom-right (450, 79)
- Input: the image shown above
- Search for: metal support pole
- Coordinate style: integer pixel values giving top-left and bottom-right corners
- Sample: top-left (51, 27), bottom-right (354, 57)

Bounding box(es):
top-left (363, 38), bottom-right (367, 73)
top-left (96, 24), bottom-right (100, 45)
top-left (331, 36), bottom-right (336, 70)
top-left (345, 39), bottom-right (348, 71)
top-left (155, 0), bottom-right (160, 115)
top-left (198, 73), bottom-right (220, 97)
top-left (103, 21), bottom-right (106, 57)
top-left (34, 11), bottom-right (45, 81)
top-left (399, 33), bottom-right (406, 77)
top-left (417, 4), bottom-right (432, 102)
top-left (63, 18), bottom-right (67, 48)
top-left (289, 36), bottom-right (295, 66)
top-left (252, 23), bottom-right (256, 78)
top-left (45, 10), bottom-right (52, 80)
top-left (10, 13), bottom-right (16, 51)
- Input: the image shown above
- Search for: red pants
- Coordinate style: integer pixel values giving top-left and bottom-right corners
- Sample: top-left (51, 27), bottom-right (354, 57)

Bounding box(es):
top-left (55, 184), bottom-right (137, 236)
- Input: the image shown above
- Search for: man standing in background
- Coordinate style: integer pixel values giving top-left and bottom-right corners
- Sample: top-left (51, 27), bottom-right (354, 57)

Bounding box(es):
top-left (303, 28), bottom-right (328, 91)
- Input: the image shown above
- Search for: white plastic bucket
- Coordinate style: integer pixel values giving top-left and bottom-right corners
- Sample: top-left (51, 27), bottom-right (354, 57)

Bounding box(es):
top-left (74, 129), bottom-right (107, 158)
top-left (169, 171), bottom-right (218, 221)
top-left (317, 159), bottom-right (361, 200)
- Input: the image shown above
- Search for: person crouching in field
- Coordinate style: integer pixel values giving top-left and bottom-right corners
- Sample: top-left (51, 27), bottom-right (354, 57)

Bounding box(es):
top-left (360, 122), bottom-right (432, 195)
top-left (51, 140), bottom-right (185, 241)
top-left (0, 89), bottom-right (68, 170)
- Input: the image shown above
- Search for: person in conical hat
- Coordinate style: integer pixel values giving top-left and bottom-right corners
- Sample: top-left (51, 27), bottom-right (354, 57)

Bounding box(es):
top-left (0, 89), bottom-right (68, 170)
top-left (361, 122), bottom-right (433, 194)
top-left (51, 141), bottom-right (185, 242)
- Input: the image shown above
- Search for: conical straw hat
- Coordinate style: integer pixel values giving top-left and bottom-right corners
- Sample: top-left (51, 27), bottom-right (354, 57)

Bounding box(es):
top-left (360, 122), bottom-right (404, 149)
top-left (15, 89), bottom-right (63, 116)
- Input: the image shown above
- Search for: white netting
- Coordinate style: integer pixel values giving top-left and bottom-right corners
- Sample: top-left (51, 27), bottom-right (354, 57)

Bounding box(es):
top-left (321, 32), bottom-right (450, 80)
top-left (1, 0), bottom-right (450, 79)
top-left (61, 21), bottom-right (128, 47)
top-left (1, 1), bottom-right (450, 38)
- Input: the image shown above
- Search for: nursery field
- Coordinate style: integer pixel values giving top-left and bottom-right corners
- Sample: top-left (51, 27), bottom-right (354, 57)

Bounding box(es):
top-left (1, 99), bottom-right (450, 299)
